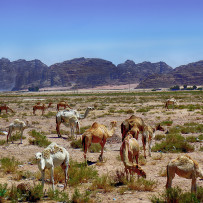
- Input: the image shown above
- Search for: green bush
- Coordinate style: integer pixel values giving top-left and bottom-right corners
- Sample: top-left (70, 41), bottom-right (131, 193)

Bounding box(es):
top-left (154, 134), bottom-right (165, 141)
top-left (150, 186), bottom-right (203, 203)
top-left (160, 120), bottom-right (173, 126)
top-left (29, 130), bottom-right (51, 147)
top-left (0, 157), bottom-right (21, 174)
top-left (152, 133), bottom-right (194, 153)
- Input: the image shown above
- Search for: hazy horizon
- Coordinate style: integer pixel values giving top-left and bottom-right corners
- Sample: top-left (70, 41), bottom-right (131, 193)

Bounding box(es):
top-left (1, 0), bottom-right (203, 68)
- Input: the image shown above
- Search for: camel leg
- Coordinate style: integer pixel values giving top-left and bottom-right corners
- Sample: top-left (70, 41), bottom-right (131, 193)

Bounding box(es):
top-left (99, 139), bottom-right (106, 161)
top-left (41, 170), bottom-right (45, 189)
top-left (56, 122), bottom-right (61, 138)
top-left (148, 136), bottom-right (152, 157)
top-left (20, 129), bottom-right (23, 144)
top-left (166, 165), bottom-right (175, 189)
top-left (61, 162), bottom-right (69, 189)
top-left (191, 177), bottom-right (197, 193)
top-left (50, 167), bottom-right (55, 190)
top-left (142, 135), bottom-right (147, 159)
top-left (7, 129), bottom-right (11, 143)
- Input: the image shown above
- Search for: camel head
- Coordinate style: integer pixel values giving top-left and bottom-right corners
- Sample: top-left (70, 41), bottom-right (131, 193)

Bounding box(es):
top-left (156, 124), bottom-right (165, 132)
top-left (110, 121), bottom-right (117, 128)
top-left (79, 106), bottom-right (94, 119)
top-left (35, 152), bottom-right (42, 160)
top-left (133, 164), bottom-right (146, 178)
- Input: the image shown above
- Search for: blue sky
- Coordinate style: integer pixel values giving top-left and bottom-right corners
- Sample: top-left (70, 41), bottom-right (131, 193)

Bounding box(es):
top-left (0, 0), bottom-right (203, 68)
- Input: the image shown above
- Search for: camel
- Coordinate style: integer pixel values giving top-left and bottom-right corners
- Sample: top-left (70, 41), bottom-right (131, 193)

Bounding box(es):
top-left (120, 134), bottom-right (146, 178)
top-left (121, 115), bottom-right (145, 141)
top-left (6, 119), bottom-right (29, 144)
top-left (57, 101), bottom-right (71, 111)
top-left (82, 121), bottom-right (117, 162)
top-left (56, 107), bottom-right (94, 138)
top-left (33, 104), bottom-right (47, 115)
top-left (166, 155), bottom-right (203, 193)
top-left (142, 124), bottom-right (165, 158)
top-left (165, 98), bottom-right (177, 110)
top-left (0, 104), bottom-right (14, 114)
top-left (35, 142), bottom-right (69, 190)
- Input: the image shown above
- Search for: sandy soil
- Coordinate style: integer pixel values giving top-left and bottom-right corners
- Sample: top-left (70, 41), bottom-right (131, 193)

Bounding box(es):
top-left (0, 89), bottom-right (202, 202)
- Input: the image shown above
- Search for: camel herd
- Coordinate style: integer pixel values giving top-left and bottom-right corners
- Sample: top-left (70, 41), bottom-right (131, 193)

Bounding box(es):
top-left (0, 99), bottom-right (202, 194)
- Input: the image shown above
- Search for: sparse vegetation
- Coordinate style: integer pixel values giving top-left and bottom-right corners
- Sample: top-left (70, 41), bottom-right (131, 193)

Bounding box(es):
top-left (0, 157), bottom-right (21, 174)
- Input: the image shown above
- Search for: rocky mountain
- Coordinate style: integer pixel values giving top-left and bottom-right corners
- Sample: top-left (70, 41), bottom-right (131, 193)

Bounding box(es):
top-left (0, 57), bottom-right (202, 91)
top-left (137, 60), bottom-right (203, 88)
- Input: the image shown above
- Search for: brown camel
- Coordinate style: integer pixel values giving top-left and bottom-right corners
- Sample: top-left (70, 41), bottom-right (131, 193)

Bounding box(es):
top-left (142, 124), bottom-right (164, 158)
top-left (0, 104), bottom-right (14, 114)
top-left (82, 121), bottom-right (117, 162)
top-left (121, 115), bottom-right (145, 141)
top-left (165, 98), bottom-right (177, 110)
top-left (120, 134), bottom-right (146, 178)
top-left (166, 155), bottom-right (203, 193)
top-left (57, 101), bottom-right (71, 111)
top-left (33, 104), bottom-right (47, 115)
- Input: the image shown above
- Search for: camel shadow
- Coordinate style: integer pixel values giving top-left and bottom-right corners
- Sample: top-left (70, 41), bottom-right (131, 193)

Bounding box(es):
top-left (87, 160), bottom-right (97, 166)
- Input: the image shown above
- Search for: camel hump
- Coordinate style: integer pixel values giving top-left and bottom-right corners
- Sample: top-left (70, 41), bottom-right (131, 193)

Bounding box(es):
top-left (13, 119), bottom-right (24, 124)
top-left (91, 122), bottom-right (99, 129)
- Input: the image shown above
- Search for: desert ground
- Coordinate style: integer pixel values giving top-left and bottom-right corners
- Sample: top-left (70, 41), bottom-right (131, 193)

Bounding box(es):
top-left (0, 88), bottom-right (202, 202)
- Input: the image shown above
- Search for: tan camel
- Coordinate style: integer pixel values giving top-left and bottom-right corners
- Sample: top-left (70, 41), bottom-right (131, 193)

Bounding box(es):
top-left (33, 104), bottom-right (47, 115)
top-left (0, 104), bottom-right (14, 114)
top-left (166, 155), bottom-right (203, 193)
top-left (7, 119), bottom-right (29, 144)
top-left (82, 121), bottom-right (117, 162)
top-left (165, 98), bottom-right (177, 110)
top-left (120, 134), bottom-right (146, 178)
top-left (57, 101), bottom-right (71, 111)
top-left (121, 115), bottom-right (145, 141)
top-left (142, 124), bottom-right (164, 158)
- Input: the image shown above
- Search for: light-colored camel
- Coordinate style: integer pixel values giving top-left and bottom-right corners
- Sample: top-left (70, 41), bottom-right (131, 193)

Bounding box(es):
top-left (6, 119), bottom-right (29, 144)
top-left (121, 115), bottom-right (145, 141)
top-left (57, 101), bottom-right (71, 111)
top-left (165, 98), bottom-right (177, 110)
top-left (166, 155), bottom-right (203, 193)
top-left (0, 104), bottom-right (14, 114)
top-left (120, 134), bottom-right (146, 178)
top-left (142, 124), bottom-right (164, 158)
top-left (56, 107), bottom-right (94, 138)
top-left (82, 121), bottom-right (117, 162)
top-left (35, 142), bottom-right (69, 190)
top-left (33, 104), bottom-right (47, 115)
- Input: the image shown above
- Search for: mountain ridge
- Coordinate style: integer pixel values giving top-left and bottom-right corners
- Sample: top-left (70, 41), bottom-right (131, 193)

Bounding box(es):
top-left (0, 57), bottom-right (202, 91)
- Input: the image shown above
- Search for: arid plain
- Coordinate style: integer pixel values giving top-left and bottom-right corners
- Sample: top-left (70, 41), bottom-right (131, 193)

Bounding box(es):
top-left (0, 89), bottom-right (202, 202)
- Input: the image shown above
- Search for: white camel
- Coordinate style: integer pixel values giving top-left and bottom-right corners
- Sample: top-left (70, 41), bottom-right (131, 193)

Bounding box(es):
top-left (56, 106), bottom-right (94, 138)
top-left (7, 119), bottom-right (29, 144)
top-left (166, 155), bottom-right (203, 193)
top-left (35, 142), bottom-right (70, 190)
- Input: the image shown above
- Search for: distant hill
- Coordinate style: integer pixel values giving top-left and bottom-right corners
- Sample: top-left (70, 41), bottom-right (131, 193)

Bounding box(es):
top-left (137, 60), bottom-right (203, 88)
top-left (0, 57), bottom-right (202, 91)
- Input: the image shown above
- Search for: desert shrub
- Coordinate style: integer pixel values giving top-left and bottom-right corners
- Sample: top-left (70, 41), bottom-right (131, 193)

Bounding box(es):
top-left (136, 107), bottom-right (151, 112)
top-left (71, 188), bottom-right (92, 203)
top-left (43, 111), bottom-right (56, 118)
top-left (152, 133), bottom-right (194, 153)
top-left (160, 120), bottom-right (173, 126)
top-left (68, 159), bottom-right (98, 186)
top-left (0, 183), bottom-right (7, 200)
top-left (89, 174), bottom-right (112, 192)
top-left (111, 169), bottom-right (128, 187)
top-left (152, 153), bottom-right (163, 160)
top-left (198, 134), bottom-right (203, 141)
top-left (70, 139), bottom-right (102, 152)
top-left (8, 131), bottom-right (26, 143)
top-left (0, 157), bottom-right (21, 173)
top-left (0, 140), bottom-right (6, 145)
top-left (150, 186), bottom-right (203, 203)
top-left (47, 188), bottom-right (69, 202)
top-left (14, 170), bottom-right (35, 181)
top-left (127, 177), bottom-right (157, 191)
top-left (186, 136), bottom-right (198, 143)
top-left (70, 139), bottom-right (82, 149)
top-left (26, 183), bottom-right (43, 202)
top-left (29, 130), bottom-right (51, 147)
top-left (154, 134), bottom-right (165, 141)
